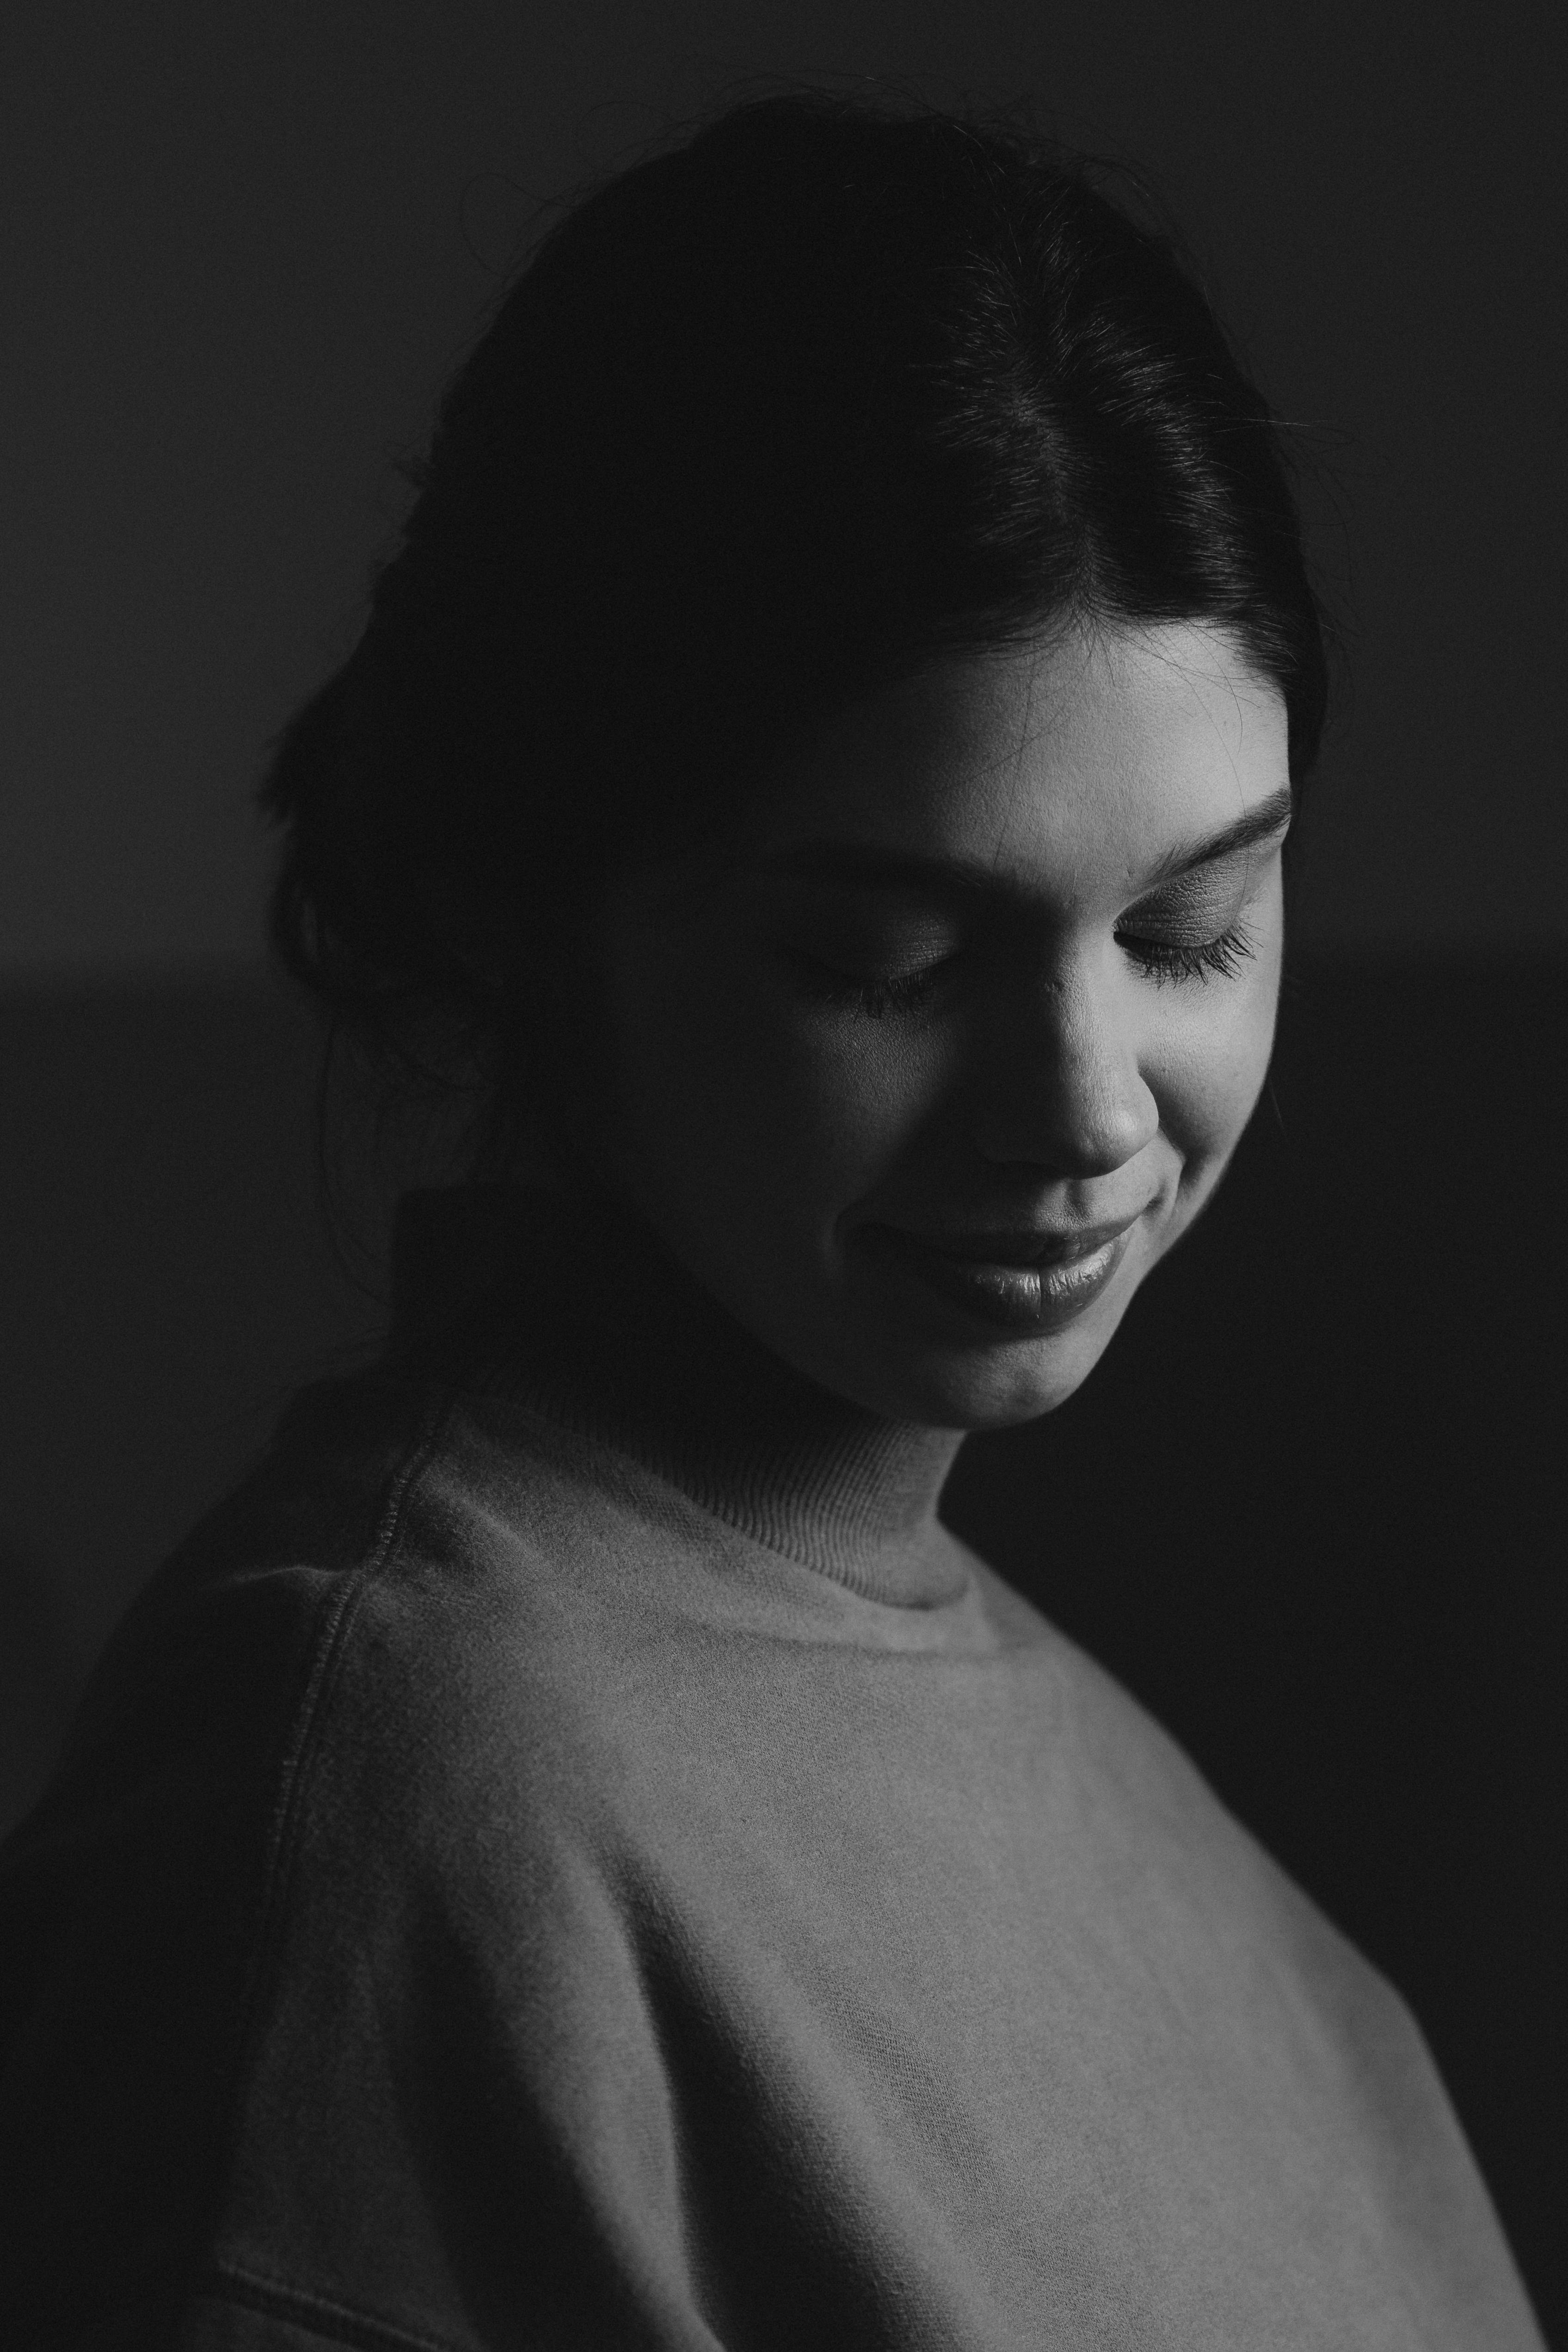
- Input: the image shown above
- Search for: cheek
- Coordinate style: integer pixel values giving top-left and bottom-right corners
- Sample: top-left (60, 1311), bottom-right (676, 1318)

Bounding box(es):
top-left (735, 1001), bottom-right (956, 1201)
top-left (603, 952), bottom-right (951, 1207)
top-left (1149, 960), bottom-right (1281, 1180)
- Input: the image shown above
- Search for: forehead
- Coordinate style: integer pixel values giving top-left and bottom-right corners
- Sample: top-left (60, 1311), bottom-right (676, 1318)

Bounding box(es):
top-left (747, 620), bottom-right (1288, 889)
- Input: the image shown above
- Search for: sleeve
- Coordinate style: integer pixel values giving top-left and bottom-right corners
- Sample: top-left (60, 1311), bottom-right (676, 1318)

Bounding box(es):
top-left (0, 1411), bottom-right (727, 2350)
top-left (184, 1663), bottom-right (726, 2352)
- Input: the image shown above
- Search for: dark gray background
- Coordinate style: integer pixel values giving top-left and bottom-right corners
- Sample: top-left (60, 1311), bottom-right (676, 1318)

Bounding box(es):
top-left (2, 0), bottom-right (1563, 2336)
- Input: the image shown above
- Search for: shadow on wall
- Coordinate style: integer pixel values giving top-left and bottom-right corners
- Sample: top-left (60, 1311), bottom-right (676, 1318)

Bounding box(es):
top-left (0, 958), bottom-right (1563, 2334)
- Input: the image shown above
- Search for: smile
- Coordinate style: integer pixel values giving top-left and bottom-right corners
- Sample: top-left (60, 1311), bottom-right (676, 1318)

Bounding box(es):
top-left (861, 1218), bottom-right (1140, 1335)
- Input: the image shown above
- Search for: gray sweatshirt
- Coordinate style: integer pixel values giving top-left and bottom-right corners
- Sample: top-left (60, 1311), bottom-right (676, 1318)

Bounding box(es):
top-left (0, 1186), bottom-right (1543, 2349)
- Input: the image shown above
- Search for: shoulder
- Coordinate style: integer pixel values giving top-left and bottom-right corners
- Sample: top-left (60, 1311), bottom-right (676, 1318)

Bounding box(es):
top-left (0, 1361), bottom-right (637, 2091)
top-left (0, 1375), bottom-right (673, 2346)
top-left (3, 1370), bottom-right (628, 1930)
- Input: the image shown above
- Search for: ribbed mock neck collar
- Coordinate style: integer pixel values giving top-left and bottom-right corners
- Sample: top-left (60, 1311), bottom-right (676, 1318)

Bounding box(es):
top-left (386, 1185), bottom-right (969, 1606)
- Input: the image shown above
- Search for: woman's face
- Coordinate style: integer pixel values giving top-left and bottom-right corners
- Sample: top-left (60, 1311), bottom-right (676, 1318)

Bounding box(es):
top-left (581, 619), bottom-right (1291, 1429)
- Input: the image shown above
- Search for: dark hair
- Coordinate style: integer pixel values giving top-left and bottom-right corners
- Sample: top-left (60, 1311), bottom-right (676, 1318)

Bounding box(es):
top-left (263, 92), bottom-right (1329, 1139)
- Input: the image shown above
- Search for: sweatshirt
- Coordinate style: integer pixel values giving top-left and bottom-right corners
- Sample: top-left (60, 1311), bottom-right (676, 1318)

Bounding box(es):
top-left (0, 1184), bottom-right (1543, 2350)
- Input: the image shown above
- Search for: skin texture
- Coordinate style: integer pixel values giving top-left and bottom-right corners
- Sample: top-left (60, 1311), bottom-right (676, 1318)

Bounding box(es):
top-left (574, 619), bottom-right (1291, 1430)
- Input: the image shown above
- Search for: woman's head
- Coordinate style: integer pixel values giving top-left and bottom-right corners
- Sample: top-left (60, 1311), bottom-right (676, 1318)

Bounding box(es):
top-left (584, 616), bottom-right (1289, 1428)
top-left (264, 91), bottom-right (1327, 1426)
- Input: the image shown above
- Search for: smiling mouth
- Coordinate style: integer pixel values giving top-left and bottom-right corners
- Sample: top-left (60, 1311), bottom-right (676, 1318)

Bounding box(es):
top-left (861, 1215), bottom-right (1143, 1335)
top-left (913, 1223), bottom-right (1138, 1269)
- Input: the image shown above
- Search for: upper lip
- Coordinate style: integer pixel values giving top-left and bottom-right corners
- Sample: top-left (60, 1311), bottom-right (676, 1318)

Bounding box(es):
top-left (891, 1213), bottom-right (1144, 1267)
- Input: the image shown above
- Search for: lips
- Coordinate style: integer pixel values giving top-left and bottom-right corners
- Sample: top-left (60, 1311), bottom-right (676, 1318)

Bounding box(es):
top-left (909, 1220), bottom-right (1140, 1269)
top-left (859, 1211), bottom-right (1144, 1335)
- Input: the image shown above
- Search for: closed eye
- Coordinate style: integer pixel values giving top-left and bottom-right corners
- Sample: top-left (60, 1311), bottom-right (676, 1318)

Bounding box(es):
top-left (792, 947), bottom-right (961, 1019)
top-left (1116, 925), bottom-right (1257, 985)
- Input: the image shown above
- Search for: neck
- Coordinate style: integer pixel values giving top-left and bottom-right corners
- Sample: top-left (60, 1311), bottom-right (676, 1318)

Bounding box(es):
top-left (387, 1184), bottom-right (969, 1604)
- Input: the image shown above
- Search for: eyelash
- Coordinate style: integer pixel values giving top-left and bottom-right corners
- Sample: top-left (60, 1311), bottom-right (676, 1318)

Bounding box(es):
top-left (803, 922), bottom-right (1257, 1018)
top-left (1117, 922), bottom-right (1258, 988)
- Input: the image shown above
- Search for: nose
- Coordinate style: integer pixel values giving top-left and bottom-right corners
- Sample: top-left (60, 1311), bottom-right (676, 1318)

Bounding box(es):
top-left (971, 962), bottom-right (1158, 1179)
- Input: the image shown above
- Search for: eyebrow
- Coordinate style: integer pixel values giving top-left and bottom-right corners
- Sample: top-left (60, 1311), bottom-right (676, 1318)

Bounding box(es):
top-left (759, 784), bottom-right (1295, 902)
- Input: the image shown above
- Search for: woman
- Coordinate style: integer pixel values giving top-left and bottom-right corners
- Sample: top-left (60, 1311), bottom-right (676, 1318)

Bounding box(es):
top-left (0, 93), bottom-right (1543, 2350)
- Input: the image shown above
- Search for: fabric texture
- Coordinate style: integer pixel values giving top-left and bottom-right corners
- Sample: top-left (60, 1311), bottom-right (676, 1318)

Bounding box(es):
top-left (0, 1185), bottom-right (1544, 2351)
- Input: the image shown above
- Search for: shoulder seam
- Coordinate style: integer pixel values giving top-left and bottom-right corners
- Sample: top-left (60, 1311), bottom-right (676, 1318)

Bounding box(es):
top-left (253, 1387), bottom-right (454, 1908)
top-left (190, 1388), bottom-right (455, 2290)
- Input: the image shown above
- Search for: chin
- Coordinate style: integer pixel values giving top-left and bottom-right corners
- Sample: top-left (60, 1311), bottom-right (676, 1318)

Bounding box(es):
top-left (833, 1310), bottom-right (1126, 1429)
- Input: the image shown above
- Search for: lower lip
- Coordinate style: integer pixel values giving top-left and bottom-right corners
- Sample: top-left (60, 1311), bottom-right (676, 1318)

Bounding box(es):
top-left (861, 1224), bottom-right (1135, 1335)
